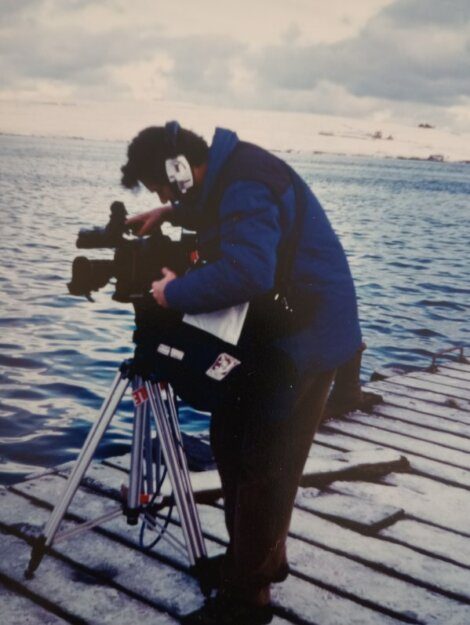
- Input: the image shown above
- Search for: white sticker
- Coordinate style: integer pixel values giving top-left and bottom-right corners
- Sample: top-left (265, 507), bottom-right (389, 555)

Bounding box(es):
top-left (170, 348), bottom-right (185, 361)
top-left (157, 344), bottom-right (171, 356)
top-left (206, 353), bottom-right (241, 381)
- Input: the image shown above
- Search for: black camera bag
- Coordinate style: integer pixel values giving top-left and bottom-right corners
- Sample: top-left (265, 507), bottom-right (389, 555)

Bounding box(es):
top-left (145, 320), bottom-right (298, 413)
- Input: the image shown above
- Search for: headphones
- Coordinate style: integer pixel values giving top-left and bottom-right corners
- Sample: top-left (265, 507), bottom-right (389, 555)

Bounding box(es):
top-left (164, 121), bottom-right (194, 195)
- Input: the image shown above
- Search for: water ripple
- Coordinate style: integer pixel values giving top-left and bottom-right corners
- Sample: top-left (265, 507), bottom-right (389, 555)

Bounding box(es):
top-left (1, 135), bottom-right (469, 484)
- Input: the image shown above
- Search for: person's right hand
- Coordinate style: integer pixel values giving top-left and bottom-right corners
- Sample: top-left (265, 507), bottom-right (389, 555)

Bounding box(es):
top-left (126, 205), bottom-right (174, 236)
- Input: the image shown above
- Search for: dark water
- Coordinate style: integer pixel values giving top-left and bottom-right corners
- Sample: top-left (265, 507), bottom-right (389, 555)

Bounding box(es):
top-left (1, 134), bottom-right (469, 484)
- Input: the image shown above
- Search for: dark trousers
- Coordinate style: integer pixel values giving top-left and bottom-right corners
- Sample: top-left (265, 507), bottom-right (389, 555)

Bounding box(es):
top-left (210, 369), bottom-right (335, 605)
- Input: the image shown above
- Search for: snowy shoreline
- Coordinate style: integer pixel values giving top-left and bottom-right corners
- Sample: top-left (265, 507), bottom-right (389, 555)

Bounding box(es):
top-left (1, 99), bottom-right (469, 163)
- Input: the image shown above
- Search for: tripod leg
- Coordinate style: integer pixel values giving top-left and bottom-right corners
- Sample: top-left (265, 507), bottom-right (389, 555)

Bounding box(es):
top-left (25, 371), bottom-right (130, 578)
top-left (144, 402), bottom-right (155, 495)
top-left (126, 376), bottom-right (146, 525)
top-left (163, 385), bottom-right (211, 593)
top-left (165, 385), bottom-right (207, 554)
top-left (146, 382), bottom-right (207, 567)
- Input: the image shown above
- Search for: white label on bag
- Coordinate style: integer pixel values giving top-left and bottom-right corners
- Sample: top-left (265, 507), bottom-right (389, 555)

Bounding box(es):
top-left (157, 344), bottom-right (185, 360)
top-left (206, 353), bottom-right (241, 381)
top-left (170, 348), bottom-right (185, 361)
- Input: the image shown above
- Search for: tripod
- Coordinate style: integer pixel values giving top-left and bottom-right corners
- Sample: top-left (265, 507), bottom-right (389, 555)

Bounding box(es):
top-left (25, 358), bottom-right (208, 592)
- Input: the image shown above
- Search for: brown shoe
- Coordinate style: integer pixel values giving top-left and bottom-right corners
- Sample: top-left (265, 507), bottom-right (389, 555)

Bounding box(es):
top-left (323, 390), bottom-right (382, 420)
top-left (181, 595), bottom-right (273, 625)
top-left (194, 555), bottom-right (289, 591)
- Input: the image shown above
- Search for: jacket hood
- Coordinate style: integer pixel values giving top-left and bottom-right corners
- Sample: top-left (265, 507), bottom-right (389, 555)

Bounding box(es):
top-left (174, 128), bottom-right (239, 228)
top-left (199, 128), bottom-right (239, 207)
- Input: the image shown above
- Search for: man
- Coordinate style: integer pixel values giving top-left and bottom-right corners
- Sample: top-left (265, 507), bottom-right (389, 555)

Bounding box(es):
top-left (121, 122), bottom-right (362, 625)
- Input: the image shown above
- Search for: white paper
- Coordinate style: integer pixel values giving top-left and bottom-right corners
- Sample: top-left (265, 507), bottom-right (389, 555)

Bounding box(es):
top-left (183, 302), bottom-right (249, 346)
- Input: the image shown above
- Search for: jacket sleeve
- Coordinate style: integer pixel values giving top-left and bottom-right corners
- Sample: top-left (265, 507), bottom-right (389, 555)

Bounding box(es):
top-left (164, 181), bottom-right (282, 313)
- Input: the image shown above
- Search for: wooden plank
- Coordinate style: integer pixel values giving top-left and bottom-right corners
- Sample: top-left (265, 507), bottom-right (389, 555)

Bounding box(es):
top-left (3, 485), bottom-right (301, 624)
top-left (436, 366), bottom-right (470, 382)
top-left (387, 455), bottom-right (470, 490)
top-left (14, 465), bottom-right (470, 621)
top-left (197, 504), bottom-right (470, 624)
top-left (104, 431), bottom-right (217, 474)
top-left (288, 507), bottom-right (470, 602)
top-left (303, 444), bottom-right (341, 459)
top-left (59, 462), bottom-right (222, 510)
top-left (314, 431), bottom-right (470, 490)
top-left (10, 473), bottom-right (222, 570)
top-left (347, 412), bottom-right (470, 454)
top-left (8, 468), bottom-right (465, 625)
top-left (387, 472), bottom-right (470, 514)
top-left (103, 453), bottom-right (131, 472)
top-left (3, 483), bottom-right (377, 625)
top-left (0, 489), bottom-right (208, 619)
top-left (55, 461), bottom-right (223, 504)
top-left (372, 403), bottom-right (470, 437)
top-left (408, 371), bottom-right (470, 395)
top-left (438, 361), bottom-right (470, 375)
top-left (101, 449), bottom-right (408, 503)
top-left (366, 379), bottom-right (470, 411)
top-left (361, 388), bottom-right (470, 425)
top-left (313, 433), bottom-right (378, 455)
top-left (7, 481), bottom-right (303, 625)
top-left (406, 371), bottom-right (470, 396)
top-left (380, 519), bottom-right (470, 568)
top-left (301, 449), bottom-right (409, 486)
top-left (331, 473), bottom-right (470, 536)
top-left (105, 443), bottom-right (346, 475)
top-left (295, 490), bottom-right (404, 532)
top-left (0, 581), bottom-right (69, 625)
top-left (273, 575), bottom-right (401, 625)
top-left (323, 420), bottom-right (470, 471)
top-left (71, 462), bottom-right (128, 499)
top-left (381, 374), bottom-right (470, 402)
top-left (0, 532), bottom-right (177, 625)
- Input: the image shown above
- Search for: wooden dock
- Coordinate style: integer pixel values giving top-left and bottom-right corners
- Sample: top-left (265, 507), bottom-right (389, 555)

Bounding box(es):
top-left (1, 360), bottom-right (470, 624)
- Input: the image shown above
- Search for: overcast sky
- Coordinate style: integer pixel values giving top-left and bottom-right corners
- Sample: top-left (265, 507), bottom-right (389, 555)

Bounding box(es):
top-left (1, 0), bottom-right (469, 131)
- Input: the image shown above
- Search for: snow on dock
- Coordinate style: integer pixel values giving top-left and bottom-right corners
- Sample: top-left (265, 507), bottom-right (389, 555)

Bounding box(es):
top-left (1, 361), bottom-right (469, 624)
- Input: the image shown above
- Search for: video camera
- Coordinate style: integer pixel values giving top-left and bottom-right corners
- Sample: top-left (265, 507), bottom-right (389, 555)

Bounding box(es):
top-left (67, 201), bottom-right (195, 305)
top-left (66, 202), bottom-right (298, 413)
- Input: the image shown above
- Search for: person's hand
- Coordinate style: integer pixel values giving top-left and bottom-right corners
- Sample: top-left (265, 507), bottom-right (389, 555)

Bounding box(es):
top-left (126, 205), bottom-right (173, 236)
top-left (151, 268), bottom-right (177, 308)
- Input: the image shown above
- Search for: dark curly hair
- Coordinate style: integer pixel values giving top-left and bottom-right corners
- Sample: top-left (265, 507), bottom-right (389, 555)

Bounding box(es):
top-left (121, 125), bottom-right (209, 189)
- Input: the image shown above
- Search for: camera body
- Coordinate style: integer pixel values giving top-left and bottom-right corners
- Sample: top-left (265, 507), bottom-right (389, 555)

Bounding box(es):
top-left (68, 201), bottom-right (195, 304)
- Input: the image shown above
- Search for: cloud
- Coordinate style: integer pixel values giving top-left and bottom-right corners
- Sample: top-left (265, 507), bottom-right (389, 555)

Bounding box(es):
top-left (0, 0), bottom-right (40, 18)
top-left (0, 0), bottom-right (243, 101)
top-left (253, 2), bottom-right (470, 107)
top-left (0, 0), bottom-right (469, 131)
top-left (166, 36), bottom-right (244, 96)
top-left (383, 0), bottom-right (470, 26)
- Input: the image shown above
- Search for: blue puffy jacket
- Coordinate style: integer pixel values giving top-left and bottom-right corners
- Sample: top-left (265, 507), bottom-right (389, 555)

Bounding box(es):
top-left (165, 128), bottom-right (362, 374)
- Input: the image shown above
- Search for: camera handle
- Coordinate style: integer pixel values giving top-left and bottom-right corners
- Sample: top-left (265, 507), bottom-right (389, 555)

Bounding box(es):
top-left (24, 359), bottom-right (209, 593)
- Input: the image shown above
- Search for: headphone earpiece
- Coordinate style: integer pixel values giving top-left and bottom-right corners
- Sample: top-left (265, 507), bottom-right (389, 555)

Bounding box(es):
top-left (165, 155), bottom-right (194, 194)
top-left (164, 121), bottom-right (194, 195)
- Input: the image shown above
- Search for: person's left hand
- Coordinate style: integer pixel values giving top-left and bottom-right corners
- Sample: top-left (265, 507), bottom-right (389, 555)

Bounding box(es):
top-left (151, 268), bottom-right (177, 308)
